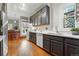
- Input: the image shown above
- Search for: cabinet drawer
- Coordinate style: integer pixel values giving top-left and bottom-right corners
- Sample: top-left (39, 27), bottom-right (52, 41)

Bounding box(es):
top-left (43, 34), bottom-right (63, 42)
top-left (43, 34), bottom-right (51, 39)
top-left (50, 36), bottom-right (63, 42)
top-left (65, 38), bottom-right (79, 46)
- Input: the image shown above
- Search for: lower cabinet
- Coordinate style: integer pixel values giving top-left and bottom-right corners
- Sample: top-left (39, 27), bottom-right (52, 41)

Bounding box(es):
top-left (0, 40), bottom-right (3, 56)
top-left (65, 38), bottom-right (79, 56)
top-left (29, 33), bottom-right (79, 56)
top-left (43, 38), bottom-right (51, 53)
top-left (43, 34), bottom-right (64, 56)
top-left (65, 43), bottom-right (79, 56)
top-left (43, 34), bottom-right (79, 56)
top-left (29, 32), bottom-right (36, 44)
top-left (51, 40), bottom-right (63, 56)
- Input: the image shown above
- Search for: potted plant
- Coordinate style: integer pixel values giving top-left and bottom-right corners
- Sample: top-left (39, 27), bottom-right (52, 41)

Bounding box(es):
top-left (71, 28), bottom-right (79, 35)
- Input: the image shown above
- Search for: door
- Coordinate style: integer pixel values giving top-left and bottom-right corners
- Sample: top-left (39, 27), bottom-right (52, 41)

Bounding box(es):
top-left (51, 40), bottom-right (63, 56)
top-left (43, 38), bottom-right (51, 52)
top-left (65, 43), bottom-right (79, 56)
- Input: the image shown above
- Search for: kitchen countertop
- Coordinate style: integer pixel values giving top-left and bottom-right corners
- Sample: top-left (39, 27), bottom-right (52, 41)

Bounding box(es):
top-left (30, 31), bottom-right (79, 39)
top-left (44, 33), bottom-right (79, 39)
top-left (8, 30), bottom-right (20, 32)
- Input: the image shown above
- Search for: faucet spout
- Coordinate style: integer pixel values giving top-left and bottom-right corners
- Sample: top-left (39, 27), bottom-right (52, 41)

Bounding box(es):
top-left (55, 26), bottom-right (59, 33)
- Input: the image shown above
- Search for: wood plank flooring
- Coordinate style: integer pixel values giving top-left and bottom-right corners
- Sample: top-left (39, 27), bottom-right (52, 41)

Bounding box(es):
top-left (8, 38), bottom-right (50, 56)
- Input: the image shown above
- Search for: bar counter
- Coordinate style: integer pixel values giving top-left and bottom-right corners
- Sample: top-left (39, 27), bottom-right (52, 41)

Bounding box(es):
top-left (8, 30), bottom-right (20, 40)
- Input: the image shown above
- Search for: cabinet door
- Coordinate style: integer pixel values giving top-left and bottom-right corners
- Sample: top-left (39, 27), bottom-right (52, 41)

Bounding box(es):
top-left (41, 6), bottom-right (49, 25)
top-left (65, 43), bottom-right (79, 56)
top-left (41, 8), bottom-right (46, 25)
top-left (0, 20), bottom-right (2, 35)
top-left (43, 38), bottom-right (51, 52)
top-left (33, 35), bottom-right (36, 44)
top-left (46, 6), bottom-right (50, 24)
top-left (30, 16), bottom-right (34, 25)
top-left (38, 15), bottom-right (41, 25)
top-left (29, 32), bottom-right (36, 44)
top-left (29, 32), bottom-right (34, 42)
top-left (34, 15), bottom-right (38, 26)
top-left (51, 40), bottom-right (63, 56)
top-left (0, 40), bottom-right (3, 56)
top-left (31, 16), bottom-right (35, 26)
top-left (30, 16), bottom-right (32, 23)
top-left (0, 11), bottom-right (2, 35)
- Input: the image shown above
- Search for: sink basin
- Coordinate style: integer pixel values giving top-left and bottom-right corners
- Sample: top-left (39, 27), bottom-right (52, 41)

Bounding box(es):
top-left (47, 32), bottom-right (63, 35)
top-left (46, 32), bottom-right (58, 34)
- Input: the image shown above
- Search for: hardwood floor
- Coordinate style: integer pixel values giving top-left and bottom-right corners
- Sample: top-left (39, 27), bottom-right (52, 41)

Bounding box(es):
top-left (8, 38), bottom-right (50, 56)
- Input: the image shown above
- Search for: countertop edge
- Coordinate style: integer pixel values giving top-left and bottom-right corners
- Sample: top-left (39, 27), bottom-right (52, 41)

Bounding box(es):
top-left (30, 31), bottom-right (79, 39)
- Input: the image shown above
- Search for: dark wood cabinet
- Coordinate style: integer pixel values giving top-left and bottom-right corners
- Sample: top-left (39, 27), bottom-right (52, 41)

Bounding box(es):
top-left (30, 5), bottom-right (50, 26)
top-left (50, 36), bottom-right (64, 56)
top-left (0, 4), bottom-right (3, 56)
top-left (43, 38), bottom-right (51, 53)
top-left (43, 34), bottom-right (64, 56)
top-left (29, 32), bottom-right (36, 44)
top-left (0, 40), bottom-right (3, 56)
top-left (0, 11), bottom-right (3, 35)
top-left (29, 32), bottom-right (79, 56)
top-left (41, 5), bottom-right (49, 25)
top-left (65, 38), bottom-right (79, 56)
top-left (51, 40), bottom-right (63, 56)
top-left (65, 43), bottom-right (79, 56)
top-left (43, 34), bottom-right (51, 53)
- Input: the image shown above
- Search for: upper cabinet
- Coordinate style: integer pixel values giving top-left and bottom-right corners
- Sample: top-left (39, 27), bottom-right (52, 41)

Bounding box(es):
top-left (30, 5), bottom-right (50, 26)
top-left (0, 11), bottom-right (2, 35)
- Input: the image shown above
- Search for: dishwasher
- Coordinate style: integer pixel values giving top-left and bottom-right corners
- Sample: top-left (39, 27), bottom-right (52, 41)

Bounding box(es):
top-left (36, 33), bottom-right (43, 48)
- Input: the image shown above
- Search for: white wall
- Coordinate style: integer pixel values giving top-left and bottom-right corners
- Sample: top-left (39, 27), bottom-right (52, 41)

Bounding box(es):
top-left (47, 3), bottom-right (53, 30)
top-left (48, 3), bottom-right (76, 32)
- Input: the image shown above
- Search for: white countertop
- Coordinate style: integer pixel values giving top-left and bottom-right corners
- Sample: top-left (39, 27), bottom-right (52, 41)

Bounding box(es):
top-left (30, 31), bottom-right (79, 39)
top-left (44, 33), bottom-right (79, 39)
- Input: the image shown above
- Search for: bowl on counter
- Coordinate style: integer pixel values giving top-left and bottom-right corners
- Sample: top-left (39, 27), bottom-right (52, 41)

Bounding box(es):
top-left (72, 31), bottom-right (79, 35)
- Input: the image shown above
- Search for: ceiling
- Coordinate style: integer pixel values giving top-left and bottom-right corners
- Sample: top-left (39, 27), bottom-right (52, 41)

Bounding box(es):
top-left (7, 3), bottom-right (45, 19)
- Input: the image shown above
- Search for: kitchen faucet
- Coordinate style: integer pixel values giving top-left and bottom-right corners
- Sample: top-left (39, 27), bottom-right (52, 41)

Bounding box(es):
top-left (55, 26), bottom-right (59, 33)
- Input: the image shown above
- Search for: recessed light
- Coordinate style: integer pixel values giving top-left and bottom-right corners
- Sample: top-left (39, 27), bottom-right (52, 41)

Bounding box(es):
top-left (19, 3), bottom-right (26, 11)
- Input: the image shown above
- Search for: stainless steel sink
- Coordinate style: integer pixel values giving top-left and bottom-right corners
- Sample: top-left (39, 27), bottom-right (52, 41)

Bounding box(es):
top-left (47, 32), bottom-right (62, 35)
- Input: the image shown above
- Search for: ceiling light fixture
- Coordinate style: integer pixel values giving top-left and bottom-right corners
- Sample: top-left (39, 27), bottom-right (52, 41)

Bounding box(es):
top-left (19, 3), bottom-right (26, 10)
